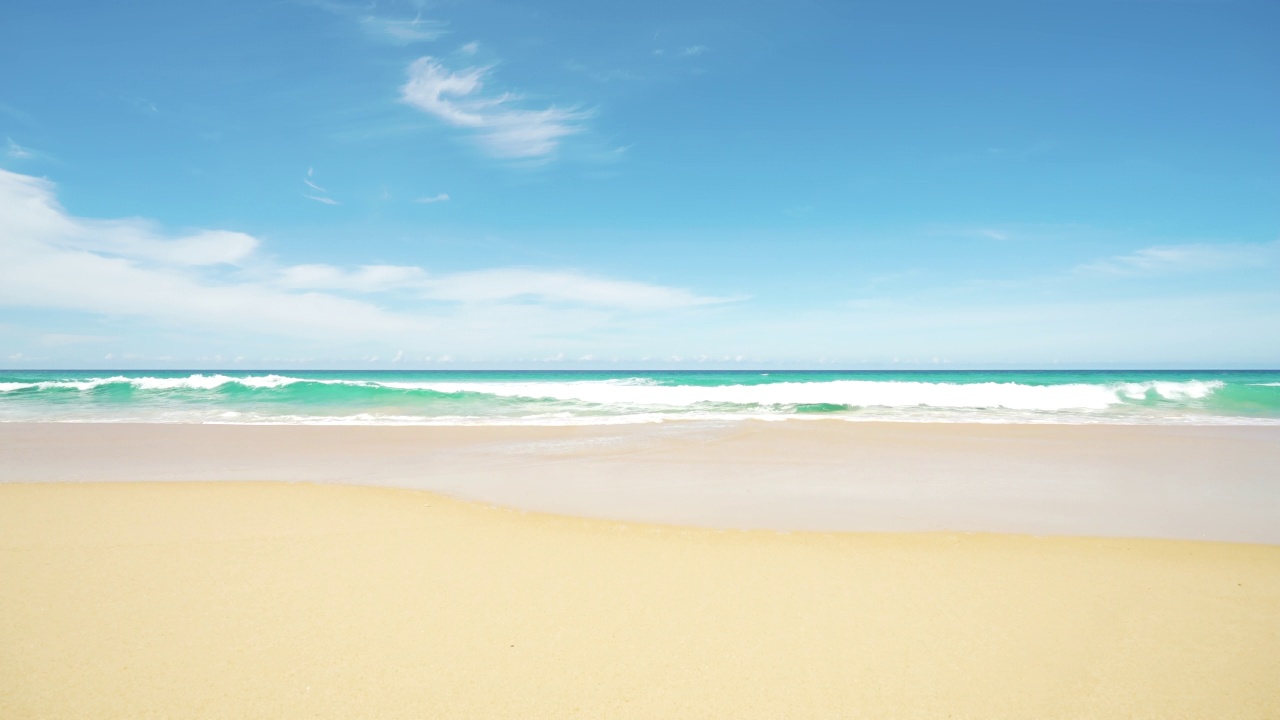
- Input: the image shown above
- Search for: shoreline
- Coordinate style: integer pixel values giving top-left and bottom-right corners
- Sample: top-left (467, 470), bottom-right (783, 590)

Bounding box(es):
top-left (4, 420), bottom-right (1279, 543)
top-left (3, 480), bottom-right (1278, 719)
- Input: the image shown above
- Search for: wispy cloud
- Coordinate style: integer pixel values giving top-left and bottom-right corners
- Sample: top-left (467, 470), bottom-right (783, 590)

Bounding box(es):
top-left (38, 333), bottom-right (112, 347)
top-left (415, 193), bottom-right (450, 204)
top-left (276, 264), bottom-right (739, 311)
top-left (0, 169), bottom-right (732, 353)
top-left (123, 96), bottom-right (158, 115)
top-left (422, 269), bottom-right (740, 310)
top-left (5, 138), bottom-right (34, 159)
top-left (1078, 241), bottom-right (1278, 277)
top-left (359, 14), bottom-right (447, 45)
top-left (654, 45), bottom-right (709, 58)
top-left (400, 57), bottom-right (590, 159)
top-left (0, 169), bottom-right (420, 342)
top-left (303, 168), bottom-right (338, 204)
top-left (277, 264), bottom-right (428, 293)
top-left (303, 167), bottom-right (326, 193)
top-left (302, 1), bottom-right (447, 45)
top-left (3, 174), bottom-right (259, 266)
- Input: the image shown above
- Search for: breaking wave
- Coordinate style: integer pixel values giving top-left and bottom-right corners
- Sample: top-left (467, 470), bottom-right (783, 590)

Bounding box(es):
top-left (0, 373), bottom-right (1239, 412)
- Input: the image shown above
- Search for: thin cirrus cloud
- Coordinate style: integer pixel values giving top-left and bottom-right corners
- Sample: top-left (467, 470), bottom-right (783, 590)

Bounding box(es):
top-left (359, 15), bottom-right (448, 45)
top-left (400, 57), bottom-right (591, 159)
top-left (0, 169), bottom-right (731, 347)
top-left (1078, 241), bottom-right (1278, 277)
top-left (415, 193), bottom-right (450, 204)
top-left (276, 264), bottom-right (737, 312)
top-left (303, 1), bottom-right (447, 45)
top-left (6, 138), bottom-right (33, 159)
top-left (303, 168), bottom-right (338, 205)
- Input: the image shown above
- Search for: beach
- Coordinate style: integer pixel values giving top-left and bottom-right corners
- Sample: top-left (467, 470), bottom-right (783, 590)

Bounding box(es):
top-left (6, 0), bottom-right (1277, 711)
top-left (2, 422), bottom-right (1279, 718)
top-left (4, 420), bottom-right (1279, 541)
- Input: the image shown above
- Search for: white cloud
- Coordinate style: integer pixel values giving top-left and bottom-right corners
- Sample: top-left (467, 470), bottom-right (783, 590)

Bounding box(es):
top-left (459, 41), bottom-right (479, 55)
top-left (0, 169), bottom-right (733, 356)
top-left (415, 193), bottom-right (450, 204)
top-left (113, 228), bottom-right (259, 266)
top-left (0, 172), bottom-right (258, 266)
top-left (0, 169), bottom-right (427, 341)
top-left (305, 194), bottom-right (339, 205)
top-left (277, 264), bottom-right (428, 293)
top-left (1078, 241), bottom-right (1277, 277)
top-left (400, 57), bottom-right (590, 158)
top-left (681, 45), bottom-right (708, 56)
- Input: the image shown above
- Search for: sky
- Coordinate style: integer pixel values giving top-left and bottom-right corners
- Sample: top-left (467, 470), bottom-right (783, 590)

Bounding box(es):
top-left (1, 0), bottom-right (1277, 369)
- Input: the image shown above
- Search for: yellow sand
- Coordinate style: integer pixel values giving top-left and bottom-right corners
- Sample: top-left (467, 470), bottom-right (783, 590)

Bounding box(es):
top-left (2, 481), bottom-right (1278, 719)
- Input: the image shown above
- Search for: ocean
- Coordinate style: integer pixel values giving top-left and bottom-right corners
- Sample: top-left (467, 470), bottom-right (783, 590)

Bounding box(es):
top-left (2, 370), bottom-right (1279, 426)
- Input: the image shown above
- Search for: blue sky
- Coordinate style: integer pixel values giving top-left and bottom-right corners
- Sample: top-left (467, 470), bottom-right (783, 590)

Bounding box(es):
top-left (1, 0), bottom-right (1277, 368)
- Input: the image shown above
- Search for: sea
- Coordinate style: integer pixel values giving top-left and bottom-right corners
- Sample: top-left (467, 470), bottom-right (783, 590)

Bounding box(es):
top-left (2, 370), bottom-right (1279, 426)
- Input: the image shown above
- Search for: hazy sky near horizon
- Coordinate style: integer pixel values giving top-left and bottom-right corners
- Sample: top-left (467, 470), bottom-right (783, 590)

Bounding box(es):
top-left (1, 0), bottom-right (1277, 369)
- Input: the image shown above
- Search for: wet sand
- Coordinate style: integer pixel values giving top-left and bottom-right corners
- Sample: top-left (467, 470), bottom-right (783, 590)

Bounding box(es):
top-left (3, 421), bottom-right (1278, 541)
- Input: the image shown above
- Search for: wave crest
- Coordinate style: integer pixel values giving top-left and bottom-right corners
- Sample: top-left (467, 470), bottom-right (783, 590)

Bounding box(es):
top-left (0, 374), bottom-right (1227, 412)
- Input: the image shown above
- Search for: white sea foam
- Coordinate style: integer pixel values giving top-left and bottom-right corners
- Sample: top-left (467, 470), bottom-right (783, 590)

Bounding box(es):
top-left (1, 376), bottom-right (148, 392)
top-left (9, 408), bottom-right (1280, 427)
top-left (0, 374), bottom-right (1229, 413)
top-left (129, 373), bottom-right (309, 390)
top-left (366, 378), bottom-right (1225, 411)
top-left (1116, 380), bottom-right (1223, 401)
top-left (0, 374), bottom-right (316, 392)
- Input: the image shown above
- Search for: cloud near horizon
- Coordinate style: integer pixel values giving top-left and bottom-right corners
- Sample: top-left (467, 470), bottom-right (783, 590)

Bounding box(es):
top-left (400, 57), bottom-right (590, 158)
top-left (1077, 241), bottom-right (1278, 277)
top-left (277, 264), bottom-right (740, 311)
top-left (0, 169), bottom-right (733, 349)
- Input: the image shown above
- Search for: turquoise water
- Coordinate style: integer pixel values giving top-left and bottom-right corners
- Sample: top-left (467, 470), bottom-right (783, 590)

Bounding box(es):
top-left (2, 370), bottom-right (1279, 425)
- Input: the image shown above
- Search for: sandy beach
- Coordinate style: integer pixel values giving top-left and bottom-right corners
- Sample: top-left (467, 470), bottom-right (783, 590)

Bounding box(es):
top-left (2, 480), bottom-right (1279, 719)
top-left (3, 422), bottom-right (1280, 718)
